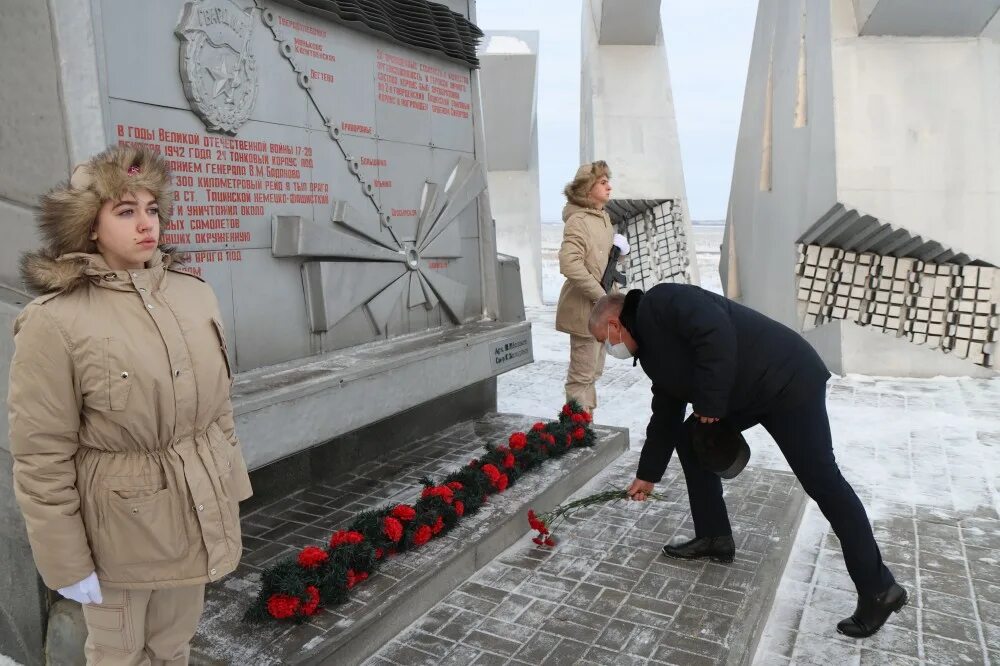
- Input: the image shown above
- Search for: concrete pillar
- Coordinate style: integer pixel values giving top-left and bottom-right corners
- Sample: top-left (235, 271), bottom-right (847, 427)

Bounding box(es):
top-left (724, 0), bottom-right (1000, 377)
top-left (580, 0), bottom-right (700, 288)
top-left (479, 32), bottom-right (543, 307)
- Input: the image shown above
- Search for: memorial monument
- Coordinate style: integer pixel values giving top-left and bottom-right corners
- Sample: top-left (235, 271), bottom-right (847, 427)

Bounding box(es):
top-left (0, 0), bottom-right (531, 662)
top-left (723, 0), bottom-right (1000, 376)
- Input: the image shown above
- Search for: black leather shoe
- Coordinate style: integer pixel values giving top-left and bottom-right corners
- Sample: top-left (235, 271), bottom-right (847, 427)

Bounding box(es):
top-left (837, 583), bottom-right (908, 638)
top-left (661, 535), bottom-right (736, 563)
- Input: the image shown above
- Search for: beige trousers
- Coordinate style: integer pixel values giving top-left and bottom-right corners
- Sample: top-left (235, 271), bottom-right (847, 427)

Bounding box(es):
top-left (82, 585), bottom-right (205, 665)
top-left (566, 334), bottom-right (607, 412)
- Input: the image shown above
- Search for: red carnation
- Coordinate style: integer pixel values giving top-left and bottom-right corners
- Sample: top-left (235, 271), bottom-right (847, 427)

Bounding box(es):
top-left (297, 546), bottom-right (329, 569)
top-left (301, 585), bottom-right (321, 616)
top-left (502, 453), bottom-right (515, 469)
top-left (532, 422), bottom-right (546, 432)
top-left (543, 433), bottom-right (556, 445)
top-left (496, 473), bottom-right (509, 492)
top-left (509, 432), bottom-right (528, 450)
top-left (573, 427), bottom-right (586, 441)
top-left (266, 593), bottom-right (301, 619)
top-left (413, 524), bottom-right (433, 546)
top-left (562, 404), bottom-right (573, 415)
top-left (391, 505), bottom-right (416, 521)
top-left (383, 516), bottom-right (404, 543)
top-left (571, 413), bottom-right (586, 424)
top-left (544, 537), bottom-right (556, 547)
top-left (422, 485), bottom-right (454, 503)
top-left (346, 569), bottom-right (370, 589)
top-left (330, 530), bottom-right (365, 549)
top-left (454, 501), bottom-right (464, 517)
top-left (566, 434), bottom-right (572, 446)
top-left (446, 481), bottom-right (464, 491)
top-left (532, 536), bottom-right (543, 545)
top-left (431, 516), bottom-right (445, 534)
top-left (375, 548), bottom-right (384, 560)
top-left (582, 411), bottom-right (593, 423)
top-left (481, 464), bottom-right (501, 483)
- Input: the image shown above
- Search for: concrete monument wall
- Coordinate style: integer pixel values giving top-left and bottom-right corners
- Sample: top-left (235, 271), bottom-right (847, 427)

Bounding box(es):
top-left (480, 31), bottom-right (544, 307)
top-left (0, 0), bottom-right (531, 661)
top-left (723, 0), bottom-right (1000, 377)
top-left (580, 0), bottom-right (700, 288)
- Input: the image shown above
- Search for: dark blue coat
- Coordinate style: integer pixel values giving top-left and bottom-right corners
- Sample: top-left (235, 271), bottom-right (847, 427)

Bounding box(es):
top-left (627, 284), bottom-right (830, 482)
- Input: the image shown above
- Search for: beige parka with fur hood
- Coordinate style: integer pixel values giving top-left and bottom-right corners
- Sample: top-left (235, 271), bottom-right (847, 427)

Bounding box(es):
top-left (555, 162), bottom-right (616, 337)
top-left (7, 145), bottom-right (252, 591)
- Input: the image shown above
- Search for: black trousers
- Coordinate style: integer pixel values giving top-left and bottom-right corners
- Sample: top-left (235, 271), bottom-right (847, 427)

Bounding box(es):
top-left (674, 386), bottom-right (896, 597)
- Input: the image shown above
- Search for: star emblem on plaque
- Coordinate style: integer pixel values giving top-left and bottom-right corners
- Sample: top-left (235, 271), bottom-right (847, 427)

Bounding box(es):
top-left (175, 0), bottom-right (259, 134)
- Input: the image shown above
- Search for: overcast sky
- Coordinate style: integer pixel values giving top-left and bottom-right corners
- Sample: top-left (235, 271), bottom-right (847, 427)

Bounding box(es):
top-left (476, 0), bottom-right (758, 222)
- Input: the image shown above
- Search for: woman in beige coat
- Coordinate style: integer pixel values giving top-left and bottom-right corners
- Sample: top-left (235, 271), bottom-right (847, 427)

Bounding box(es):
top-left (556, 161), bottom-right (629, 414)
top-left (7, 145), bottom-right (252, 664)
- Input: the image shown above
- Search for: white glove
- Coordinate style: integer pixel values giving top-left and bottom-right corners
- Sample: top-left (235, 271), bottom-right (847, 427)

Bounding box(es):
top-left (58, 572), bottom-right (103, 605)
top-left (613, 233), bottom-right (630, 255)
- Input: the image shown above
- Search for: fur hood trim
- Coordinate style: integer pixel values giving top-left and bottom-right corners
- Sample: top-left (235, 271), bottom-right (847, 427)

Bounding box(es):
top-left (19, 248), bottom-right (180, 295)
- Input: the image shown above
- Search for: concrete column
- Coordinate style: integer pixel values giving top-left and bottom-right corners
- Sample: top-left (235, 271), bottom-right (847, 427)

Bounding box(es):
top-left (724, 0), bottom-right (1000, 377)
top-left (580, 0), bottom-right (699, 287)
top-left (479, 32), bottom-right (543, 307)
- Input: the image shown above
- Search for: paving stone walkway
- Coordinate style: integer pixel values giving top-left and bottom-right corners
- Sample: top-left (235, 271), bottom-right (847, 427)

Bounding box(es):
top-left (364, 452), bottom-right (807, 666)
top-left (495, 298), bottom-right (1000, 666)
top-left (756, 378), bottom-right (1000, 666)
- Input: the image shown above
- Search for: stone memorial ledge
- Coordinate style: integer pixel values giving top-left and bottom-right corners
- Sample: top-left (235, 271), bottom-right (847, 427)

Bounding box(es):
top-left (189, 413), bottom-right (628, 665)
top-left (231, 319), bottom-right (534, 470)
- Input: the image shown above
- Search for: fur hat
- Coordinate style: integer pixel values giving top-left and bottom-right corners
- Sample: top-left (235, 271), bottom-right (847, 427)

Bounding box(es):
top-left (686, 416), bottom-right (751, 480)
top-left (563, 160), bottom-right (611, 208)
top-left (20, 144), bottom-right (174, 294)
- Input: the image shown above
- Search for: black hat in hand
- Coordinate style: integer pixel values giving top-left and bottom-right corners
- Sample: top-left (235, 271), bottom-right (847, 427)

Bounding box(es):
top-left (685, 416), bottom-right (751, 479)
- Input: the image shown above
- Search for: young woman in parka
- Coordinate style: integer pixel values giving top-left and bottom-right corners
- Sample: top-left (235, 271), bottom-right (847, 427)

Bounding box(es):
top-left (7, 144), bottom-right (253, 664)
top-left (555, 161), bottom-right (629, 414)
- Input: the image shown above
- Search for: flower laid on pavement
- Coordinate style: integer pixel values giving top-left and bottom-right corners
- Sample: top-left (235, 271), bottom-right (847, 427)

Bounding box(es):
top-left (528, 488), bottom-right (669, 548)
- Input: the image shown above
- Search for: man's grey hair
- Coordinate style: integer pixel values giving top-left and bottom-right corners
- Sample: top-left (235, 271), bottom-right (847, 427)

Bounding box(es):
top-left (588, 293), bottom-right (625, 333)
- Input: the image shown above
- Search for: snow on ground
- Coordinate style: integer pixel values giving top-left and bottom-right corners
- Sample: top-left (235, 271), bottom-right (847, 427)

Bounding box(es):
top-left (0, 656), bottom-right (22, 666)
top-left (503, 224), bottom-right (1000, 664)
top-left (509, 224), bottom-right (1000, 521)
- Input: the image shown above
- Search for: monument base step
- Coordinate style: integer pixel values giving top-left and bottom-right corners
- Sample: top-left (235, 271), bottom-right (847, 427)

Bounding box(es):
top-left (189, 413), bottom-right (629, 665)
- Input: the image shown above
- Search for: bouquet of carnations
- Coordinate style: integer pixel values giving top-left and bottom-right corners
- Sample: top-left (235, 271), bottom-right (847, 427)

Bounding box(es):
top-left (527, 488), bottom-right (669, 548)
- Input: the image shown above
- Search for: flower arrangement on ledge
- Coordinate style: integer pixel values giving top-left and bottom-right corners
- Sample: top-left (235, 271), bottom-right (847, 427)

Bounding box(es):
top-left (245, 402), bottom-right (596, 622)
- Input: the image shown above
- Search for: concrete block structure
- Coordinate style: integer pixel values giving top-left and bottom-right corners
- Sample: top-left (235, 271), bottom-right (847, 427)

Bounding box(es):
top-left (479, 30), bottom-right (542, 306)
top-left (0, 0), bottom-right (531, 662)
top-left (580, 0), bottom-right (700, 289)
top-left (723, 0), bottom-right (1000, 377)
top-left (480, 31), bottom-right (543, 306)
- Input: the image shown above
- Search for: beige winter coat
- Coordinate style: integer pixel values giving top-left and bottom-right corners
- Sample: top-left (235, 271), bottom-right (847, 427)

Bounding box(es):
top-left (555, 203), bottom-right (615, 337)
top-left (8, 249), bottom-right (252, 590)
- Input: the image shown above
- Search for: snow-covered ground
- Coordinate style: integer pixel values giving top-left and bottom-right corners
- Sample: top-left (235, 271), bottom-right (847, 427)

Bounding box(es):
top-left (503, 224), bottom-right (1000, 665)
top-left (511, 224), bottom-right (999, 516)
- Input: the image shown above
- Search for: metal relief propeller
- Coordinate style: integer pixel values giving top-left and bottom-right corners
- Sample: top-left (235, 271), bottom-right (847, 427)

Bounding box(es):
top-left (270, 157), bottom-right (487, 335)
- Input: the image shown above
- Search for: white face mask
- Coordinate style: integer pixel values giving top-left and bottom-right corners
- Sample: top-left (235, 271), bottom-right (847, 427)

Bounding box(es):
top-left (605, 323), bottom-right (632, 360)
